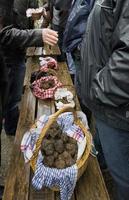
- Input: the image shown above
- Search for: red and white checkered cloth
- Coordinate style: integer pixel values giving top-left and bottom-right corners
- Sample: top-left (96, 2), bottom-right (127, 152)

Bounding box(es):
top-left (31, 76), bottom-right (63, 99)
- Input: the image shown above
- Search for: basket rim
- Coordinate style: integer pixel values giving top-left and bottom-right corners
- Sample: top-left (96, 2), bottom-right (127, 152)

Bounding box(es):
top-left (30, 106), bottom-right (92, 171)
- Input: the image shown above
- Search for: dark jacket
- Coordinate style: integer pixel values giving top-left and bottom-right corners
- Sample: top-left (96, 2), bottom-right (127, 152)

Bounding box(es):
top-left (13, 0), bottom-right (38, 29)
top-left (0, 45), bottom-right (8, 131)
top-left (63, 0), bottom-right (94, 52)
top-left (48, 0), bottom-right (71, 29)
top-left (0, 45), bottom-right (8, 84)
top-left (0, 0), bottom-right (40, 65)
top-left (81, 0), bottom-right (129, 130)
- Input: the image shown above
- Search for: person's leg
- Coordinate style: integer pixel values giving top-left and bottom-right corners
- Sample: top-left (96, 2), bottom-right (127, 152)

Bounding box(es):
top-left (66, 52), bottom-right (76, 82)
top-left (95, 118), bottom-right (129, 200)
top-left (4, 60), bottom-right (26, 135)
top-left (94, 125), bottom-right (107, 169)
top-left (71, 49), bottom-right (81, 98)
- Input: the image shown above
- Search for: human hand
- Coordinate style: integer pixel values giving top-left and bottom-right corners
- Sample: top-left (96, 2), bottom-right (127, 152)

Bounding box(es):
top-left (42, 28), bottom-right (58, 46)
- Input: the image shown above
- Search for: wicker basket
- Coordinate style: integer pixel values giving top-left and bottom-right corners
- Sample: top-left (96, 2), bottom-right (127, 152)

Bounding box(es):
top-left (30, 106), bottom-right (92, 189)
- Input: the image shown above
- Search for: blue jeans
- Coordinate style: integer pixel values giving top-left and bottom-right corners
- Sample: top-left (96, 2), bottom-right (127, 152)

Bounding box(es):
top-left (4, 60), bottom-right (26, 135)
top-left (66, 53), bottom-right (76, 75)
top-left (71, 49), bottom-right (81, 98)
top-left (94, 118), bottom-right (129, 200)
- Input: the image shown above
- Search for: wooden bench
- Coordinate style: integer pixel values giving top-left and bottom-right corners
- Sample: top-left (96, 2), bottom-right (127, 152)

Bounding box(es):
top-left (2, 47), bottom-right (110, 200)
top-left (26, 44), bottom-right (60, 57)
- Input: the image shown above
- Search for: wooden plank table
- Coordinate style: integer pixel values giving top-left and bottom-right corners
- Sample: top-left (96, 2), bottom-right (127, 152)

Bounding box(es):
top-left (3, 49), bottom-right (110, 200)
top-left (26, 44), bottom-right (60, 57)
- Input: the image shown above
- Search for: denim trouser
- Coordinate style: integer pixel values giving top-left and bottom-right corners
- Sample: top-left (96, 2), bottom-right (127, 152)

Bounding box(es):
top-left (94, 118), bottom-right (129, 200)
top-left (71, 49), bottom-right (81, 98)
top-left (4, 60), bottom-right (26, 134)
top-left (66, 52), bottom-right (76, 75)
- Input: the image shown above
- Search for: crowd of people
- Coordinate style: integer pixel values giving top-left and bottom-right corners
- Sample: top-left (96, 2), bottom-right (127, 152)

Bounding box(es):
top-left (0, 0), bottom-right (129, 200)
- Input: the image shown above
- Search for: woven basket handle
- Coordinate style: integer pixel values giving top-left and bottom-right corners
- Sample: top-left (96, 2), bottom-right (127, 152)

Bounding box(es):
top-left (30, 105), bottom-right (76, 171)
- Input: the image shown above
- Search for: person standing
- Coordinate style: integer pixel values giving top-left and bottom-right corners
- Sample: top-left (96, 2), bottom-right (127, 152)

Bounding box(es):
top-left (81, 0), bottom-right (129, 199)
top-left (63, 0), bottom-right (94, 122)
top-left (0, 0), bottom-right (58, 135)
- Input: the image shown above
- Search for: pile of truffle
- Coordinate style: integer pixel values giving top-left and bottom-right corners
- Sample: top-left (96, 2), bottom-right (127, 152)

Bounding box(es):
top-left (40, 79), bottom-right (55, 90)
top-left (41, 122), bottom-right (78, 169)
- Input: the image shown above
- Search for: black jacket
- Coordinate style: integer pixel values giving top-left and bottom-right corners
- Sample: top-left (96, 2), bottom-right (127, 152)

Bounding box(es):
top-left (0, 45), bottom-right (7, 84)
top-left (13, 0), bottom-right (38, 29)
top-left (81, 0), bottom-right (129, 130)
top-left (0, 0), bottom-right (41, 65)
top-left (48, 0), bottom-right (71, 28)
top-left (0, 26), bottom-right (43, 64)
top-left (63, 0), bottom-right (94, 52)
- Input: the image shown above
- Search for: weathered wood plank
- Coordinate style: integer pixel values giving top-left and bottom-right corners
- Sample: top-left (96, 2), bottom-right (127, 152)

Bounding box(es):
top-left (29, 170), bottom-right (55, 200)
top-left (24, 57), bottom-right (40, 87)
top-left (29, 96), bottom-right (55, 199)
top-left (43, 44), bottom-right (60, 56)
top-left (29, 187), bottom-right (55, 200)
top-left (34, 47), bottom-right (43, 56)
top-left (26, 44), bottom-right (60, 57)
top-left (75, 156), bottom-right (110, 200)
top-left (3, 87), bottom-right (36, 200)
top-left (26, 47), bottom-right (36, 57)
top-left (55, 192), bottom-right (75, 200)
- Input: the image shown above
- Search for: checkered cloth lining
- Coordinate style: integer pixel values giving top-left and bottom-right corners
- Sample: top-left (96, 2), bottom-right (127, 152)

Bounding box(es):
top-left (32, 162), bottom-right (77, 200)
top-left (21, 112), bottom-right (85, 162)
top-left (31, 76), bottom-right (62, 99)
top-left (39, 57), bottom-right (58, 70)
top-left (21, 112), bottom-right (86, 199)
top-left (57, 112), bottom-right (84, 142)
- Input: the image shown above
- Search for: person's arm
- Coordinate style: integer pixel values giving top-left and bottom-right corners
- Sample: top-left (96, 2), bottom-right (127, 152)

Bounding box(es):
top-left (0, 26), bottom-right (58, 48)
top-left (90, 4), bottom-right (129, 107)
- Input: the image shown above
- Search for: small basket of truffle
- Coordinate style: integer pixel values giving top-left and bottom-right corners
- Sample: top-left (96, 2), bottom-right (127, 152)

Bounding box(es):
top-left (30, 68), bottom-right (62, 100)
top-left (30, 57), bottom-right (61, 100)
top-left (30, 68), bottom-right (57, 84)
top-left (21, 106), bottom-right (92, 199)
top-left (30, 56), bottom-right (58, 85)
top-left (54, 86), bottom-right (76, 110)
